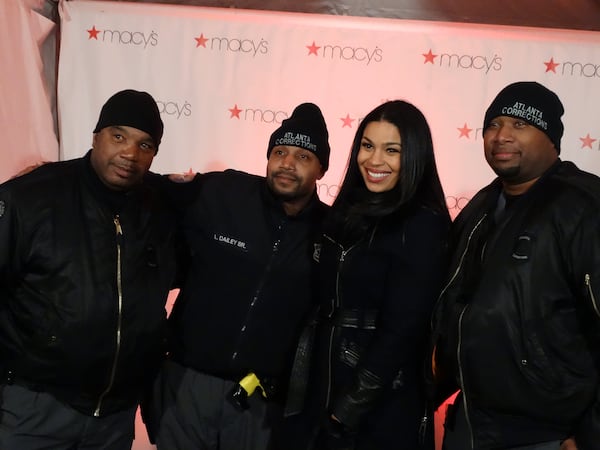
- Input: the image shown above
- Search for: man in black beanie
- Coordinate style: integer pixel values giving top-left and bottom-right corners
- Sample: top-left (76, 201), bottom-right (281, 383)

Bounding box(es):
top-left (145, 102), bottom-right (331, 450)
top-left (430, 81), bottom-right (600, 450)
top-left (0, 89), bottom-right (176, 449)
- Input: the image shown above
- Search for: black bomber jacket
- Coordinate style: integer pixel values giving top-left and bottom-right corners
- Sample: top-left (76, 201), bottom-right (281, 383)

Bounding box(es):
top-left (167, 169), bottom-right (328, 381)
top-left (432, 161), bottom-right (600, 450)
top-left (0, 153), bottom-right (176, 416)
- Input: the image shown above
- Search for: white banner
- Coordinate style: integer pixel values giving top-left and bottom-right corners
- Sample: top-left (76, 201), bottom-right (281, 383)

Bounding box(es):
top-left (58, 0), bottom-right (600, 217)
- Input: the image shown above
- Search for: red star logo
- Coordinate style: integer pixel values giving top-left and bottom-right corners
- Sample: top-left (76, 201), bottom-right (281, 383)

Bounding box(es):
top-left (457, 123), bottom-right (473, 138)
top-left (195, 33), bottom-right (208, 48)
top-left (87, 26), bottom-right (100, 40)
top-left (340, 114), bottom-right (355, 128)
top-left (580, 133), bottom-right (597, 149)
top-left (307, 41), bottom-right (321, 56)
top-left (544, 57), bottom-right (560, 73)
top-left (229, 104), bottom-right (242, 119)
top-left (422, 49), bottom-right (437, 64)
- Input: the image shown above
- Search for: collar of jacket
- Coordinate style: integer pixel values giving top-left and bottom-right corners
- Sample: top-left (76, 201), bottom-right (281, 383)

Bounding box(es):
top-left (491, 158), bottom-right (562, 199)
top-left (261, 179), bottom-right (324, 220)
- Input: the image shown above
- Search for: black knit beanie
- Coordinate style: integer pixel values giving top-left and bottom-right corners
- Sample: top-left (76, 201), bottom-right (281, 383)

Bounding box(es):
top-left (93, 89), bottom-right (164, 149)
top-left (267, 103), bottom-right (331, 171)
top-left (483, 81), bottom-right (564, 153)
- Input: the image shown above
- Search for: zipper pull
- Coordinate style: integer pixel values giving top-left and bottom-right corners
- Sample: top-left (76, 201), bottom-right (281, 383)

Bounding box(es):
top-left (114, 216), bottom-right (123, 244)
top-left (418, 408), bottom-right (429, 446)
top-left (113, 216), bottom-right (123, 235)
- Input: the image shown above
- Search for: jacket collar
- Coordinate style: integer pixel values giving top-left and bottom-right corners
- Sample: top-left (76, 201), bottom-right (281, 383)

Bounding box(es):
top-left (81, 150), bottom-right (144, 215)
top-left (261, 180), bottom-right (324, 220)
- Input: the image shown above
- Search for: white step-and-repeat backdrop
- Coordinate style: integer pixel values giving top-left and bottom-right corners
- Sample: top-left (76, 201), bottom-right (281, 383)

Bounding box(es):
top-left (59, 0), bottom-right (600, 218)
top-left (57, 1), bottom-right (600, 448)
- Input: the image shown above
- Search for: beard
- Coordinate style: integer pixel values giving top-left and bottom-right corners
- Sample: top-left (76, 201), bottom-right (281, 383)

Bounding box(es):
top-left (267, 171), bottom-right (303, 201)
top-left (491, 164), bottom-right (521, 181)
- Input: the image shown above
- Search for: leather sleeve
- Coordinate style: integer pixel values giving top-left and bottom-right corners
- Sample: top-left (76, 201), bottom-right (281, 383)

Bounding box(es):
top-left (0, 182), bottom-right (23, 292)
top-left (330, 366), bottom-right (385, 428)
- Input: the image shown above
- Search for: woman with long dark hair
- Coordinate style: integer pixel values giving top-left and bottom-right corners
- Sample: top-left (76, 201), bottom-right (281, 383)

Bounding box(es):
top-left (307, 100), bottom-right (450, 449)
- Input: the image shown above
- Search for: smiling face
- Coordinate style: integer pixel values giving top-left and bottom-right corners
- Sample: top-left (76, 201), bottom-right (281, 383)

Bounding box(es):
top-left (357, 120), bottom-right (402, 193)
top-left (91, 125), bottom-right (157, 191)
top-left (483, 116), bottom-right (558, 195)
top-left (266, 145), bottom-right (324, 215)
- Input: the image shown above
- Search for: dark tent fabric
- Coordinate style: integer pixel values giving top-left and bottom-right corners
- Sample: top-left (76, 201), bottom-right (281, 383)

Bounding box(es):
top-left (46, 0), bottom-right (600, 32)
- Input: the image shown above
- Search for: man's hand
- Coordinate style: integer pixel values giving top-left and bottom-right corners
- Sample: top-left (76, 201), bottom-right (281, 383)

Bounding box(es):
top-left (560, 437), bottom-right (578, 450)
top-left (11, 161), bottom-right (50, 179)
top-left (168, 169), bottom-right (195, 183)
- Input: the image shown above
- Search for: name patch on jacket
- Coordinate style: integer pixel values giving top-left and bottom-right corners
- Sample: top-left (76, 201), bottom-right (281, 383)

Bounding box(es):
top-left (213, 233), bottom-right (248, 251)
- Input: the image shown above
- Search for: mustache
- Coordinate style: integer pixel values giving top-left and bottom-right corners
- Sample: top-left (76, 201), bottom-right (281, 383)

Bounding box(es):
top-left (272, 170), bottom-right (299, 182)
top-left (112, 160), bottom-right (138, 172)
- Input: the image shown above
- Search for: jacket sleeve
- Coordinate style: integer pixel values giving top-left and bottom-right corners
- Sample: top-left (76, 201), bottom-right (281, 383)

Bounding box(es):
top-left (570, 212), bottom-right (600, 449)
top-left (0, 184), bottom-right (23, 296)
top-left (331, 210), bottom-right (450, 428)
top-left (144, 171), bottom-right (203, 212)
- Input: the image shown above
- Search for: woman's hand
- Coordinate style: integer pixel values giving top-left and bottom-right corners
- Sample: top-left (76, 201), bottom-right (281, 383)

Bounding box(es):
top-left (313, 415), bottom-right (356, 450)
top-left (560, 437), bottom-right (577, 450)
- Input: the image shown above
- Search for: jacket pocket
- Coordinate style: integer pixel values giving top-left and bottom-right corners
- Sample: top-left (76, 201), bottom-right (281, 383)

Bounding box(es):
top-left (520, 329), bottom-right (562, 392)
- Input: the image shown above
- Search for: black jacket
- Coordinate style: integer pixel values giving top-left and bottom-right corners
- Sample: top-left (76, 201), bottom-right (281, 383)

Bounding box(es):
top-left (312, 206), bottom-right (449, 447)
top-left (0, 154), bottom-right (176, 416)
top-left (432, 161), bottom-right (600, 450)
top-left (168, 170), bottom-right (328, 380)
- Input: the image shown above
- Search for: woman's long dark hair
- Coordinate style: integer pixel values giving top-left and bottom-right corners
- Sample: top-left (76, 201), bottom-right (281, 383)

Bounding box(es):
top-left (328, 100), bottom-right (449, 241)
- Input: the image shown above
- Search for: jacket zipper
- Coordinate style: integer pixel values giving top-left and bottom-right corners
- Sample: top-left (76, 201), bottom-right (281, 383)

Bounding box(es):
top-left (323, 235), bottom-right (357, 409)
top-left (435, 214), bottom-right (487, 307)
top-left (427, 214), bottom-right (486, 447)
top-left (94, 215), bottom-right (125, 417)
top-left (452, 216), bottom-right (488, 450)
top-left (457, 305), bottom-right (474, 449)
top-left (231, 220), bottom-right (286, 362)
top-left (585, 274), bottom-right (600, 318)
top-left (324, 325), bottom-right (335, 409)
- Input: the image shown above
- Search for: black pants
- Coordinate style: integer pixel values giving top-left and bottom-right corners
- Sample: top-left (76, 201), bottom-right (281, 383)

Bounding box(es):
top-left (0, 384), bottom-right (136, 450)
top-left (442, 395), bottom-right (562, 450)
top-left (149, 360), bottom-right (281, 450)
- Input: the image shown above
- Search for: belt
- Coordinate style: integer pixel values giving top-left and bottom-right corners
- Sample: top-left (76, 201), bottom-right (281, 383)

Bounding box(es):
top-left (330, 308), bottom-right (378, 330)
top-left (167, 356), bottom-right (246, 383)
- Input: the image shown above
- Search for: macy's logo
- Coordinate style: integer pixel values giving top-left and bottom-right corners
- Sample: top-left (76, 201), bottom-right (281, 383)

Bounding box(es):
top-left (87, 26), bottom-right (157, 49)
top-left (545, 57), bottom-right (600, 78)
top-left (195, 33), bottom-right (268, 57)
top-left (423, 49), bottom-right (502, 73)
top-left (156, 100), bottom-right (192, 119)
top-left (307, 41), bottom-right (383, 66)
top-left (557, 62), bottom-right (600, 78)
top-left (228, 104), bottom-right (288, 124)
top-left (317, 182), bottom-right (340, 200)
